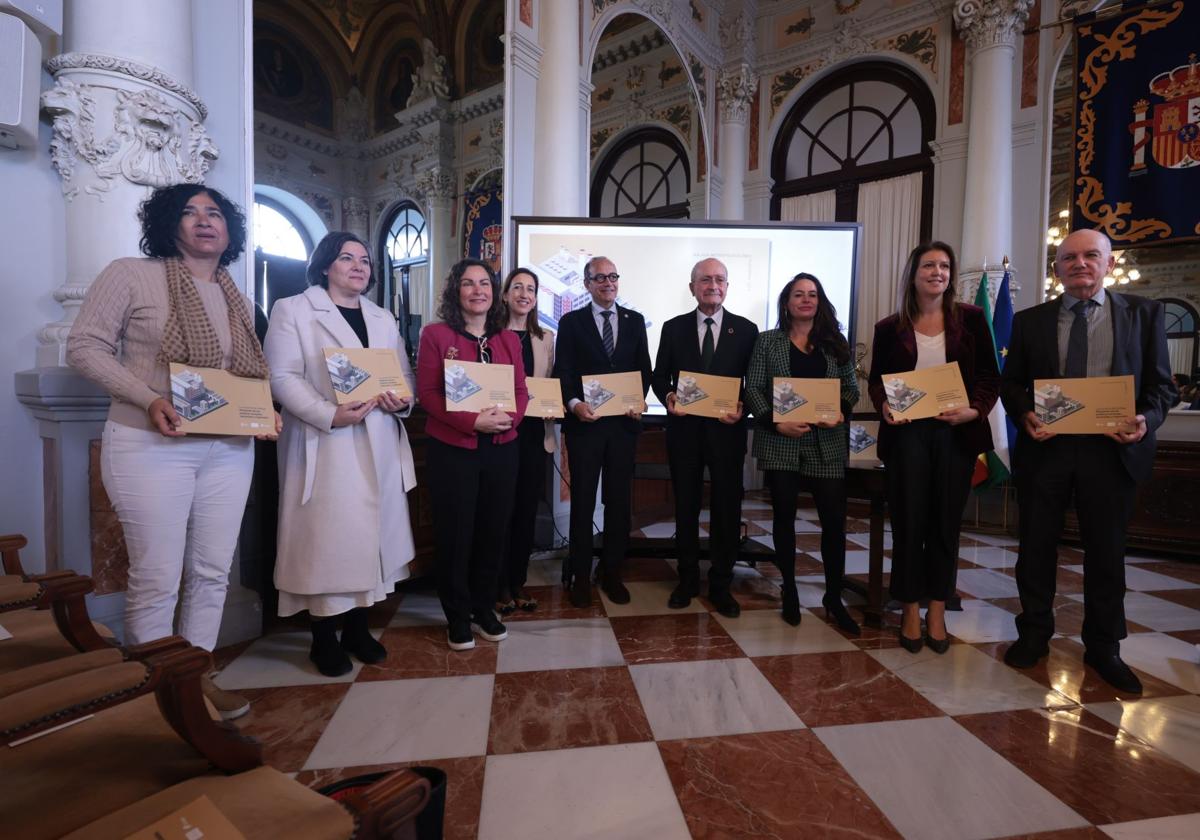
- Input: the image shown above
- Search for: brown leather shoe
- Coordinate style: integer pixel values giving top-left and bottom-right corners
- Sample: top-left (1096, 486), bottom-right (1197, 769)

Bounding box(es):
top-left (201, 674), bottom-right (250, 721)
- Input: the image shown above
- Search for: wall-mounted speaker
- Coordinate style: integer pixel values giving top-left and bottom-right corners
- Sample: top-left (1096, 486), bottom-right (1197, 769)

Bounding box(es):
top-left (0, 0), bottom-right (61, 38)
top-left (0, 13), bottom-right (41, 150)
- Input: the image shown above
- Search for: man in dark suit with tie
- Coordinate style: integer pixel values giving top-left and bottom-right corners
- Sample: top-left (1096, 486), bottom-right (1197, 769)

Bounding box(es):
top-left (554, 256), bottom-right (653, 608)
top-left (1000, 228), bottom-right (1176, 693)
top-left (652, 258), bottom-right (759, 616)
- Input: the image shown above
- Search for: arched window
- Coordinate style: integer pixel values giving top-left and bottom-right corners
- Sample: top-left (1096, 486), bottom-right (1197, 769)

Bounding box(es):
top-left (378, 202), bottom-right (430, 348)
top-left (771, 62), bottom-right (935, 234)
top-left (1163, 297), bottom-right (1199, 376)
top-left (253, 196), bottom-right (312, 260)
top-left (384, 203), bottom-right (429, 267)
top-left (591, 127), bottom-right (691, 219)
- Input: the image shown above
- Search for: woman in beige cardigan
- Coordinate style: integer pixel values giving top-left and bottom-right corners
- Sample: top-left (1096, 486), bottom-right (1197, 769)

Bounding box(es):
top-left (495, 267), bottom-right (558, 613)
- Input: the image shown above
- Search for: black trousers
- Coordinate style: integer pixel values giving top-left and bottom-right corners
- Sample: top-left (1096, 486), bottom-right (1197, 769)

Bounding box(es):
top-left (1015, 436), bottom-right (1135, 654)
top-left (500, 418), bottom-right (550, 597)
top-left (426, 436), bottom-right (518, 627)
top-left (765, 471), bottom-right (847, 594)
top-left (565, 420), bottom-right (639, 584)
top-left (885, 420), bottom-right (975, 603)
top-left (667, 422), bottom-right (745, 593)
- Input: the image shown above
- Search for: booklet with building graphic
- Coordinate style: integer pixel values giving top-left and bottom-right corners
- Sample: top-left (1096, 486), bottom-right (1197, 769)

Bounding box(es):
top-left (169, 364), bottom-right (273, 436)
top-left (1033, 375), bottom-right (1135, 434)
top-left (772, 377), bottom-right (841, 423)
top-left (525, 376), bottom-right (565, 417)
top-left (583, 371), bottom-right (645, 417)
top-left (444, 360), bottom-right (516, 412)
top-left (883, 362), bottom-right (969, 421)
top-left (322, 347), bottom-right (412, 404)
top-left (849, 419), bottom-right (881, 465)
top-left (674, 370), bottom-right (740, 419)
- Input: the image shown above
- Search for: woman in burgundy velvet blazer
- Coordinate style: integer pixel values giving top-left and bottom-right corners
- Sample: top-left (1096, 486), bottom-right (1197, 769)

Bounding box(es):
top-left (867, 241), bottom-right (1000, 654)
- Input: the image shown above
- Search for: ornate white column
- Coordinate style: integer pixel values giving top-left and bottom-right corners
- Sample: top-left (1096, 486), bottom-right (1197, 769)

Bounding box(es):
top-left (414, 165), bottom-right (457, 323)
top-left (532, 0), bottom-right (584, 216)
top-left (37, 0), bottom-right (217, 366)
top-left (717, 65), bottom-right (757, 221)
top-left (954, 0), bottom-right (1033, 297)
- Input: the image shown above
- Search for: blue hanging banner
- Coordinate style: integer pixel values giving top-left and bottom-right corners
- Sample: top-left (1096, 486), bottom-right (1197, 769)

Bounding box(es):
top-left (1072, 0), bottom-right (1199, 247)
top-left (462, 186), bottom-right (504, 275)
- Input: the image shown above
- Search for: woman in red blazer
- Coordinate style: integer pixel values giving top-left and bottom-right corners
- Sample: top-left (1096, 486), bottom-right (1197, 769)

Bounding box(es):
top-left (867, 241), bottom-right (999, 654)
top-left (416, 259), bottom-right (529, 651)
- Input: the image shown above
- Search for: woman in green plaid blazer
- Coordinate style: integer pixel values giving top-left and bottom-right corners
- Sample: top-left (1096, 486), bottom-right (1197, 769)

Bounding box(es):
top-left (746, 274), bottom-right (860, 632)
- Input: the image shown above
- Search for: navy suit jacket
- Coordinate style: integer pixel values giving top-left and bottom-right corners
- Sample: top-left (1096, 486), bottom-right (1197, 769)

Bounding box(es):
top-left (553, 303), bottom-right (652, 435)
top-left (1000, 291), bottom-right (1176, 482)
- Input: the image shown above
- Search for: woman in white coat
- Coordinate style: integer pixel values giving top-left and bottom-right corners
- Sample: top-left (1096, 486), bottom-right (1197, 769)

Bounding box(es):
top-left (264, 232), bottom-right (417, 676)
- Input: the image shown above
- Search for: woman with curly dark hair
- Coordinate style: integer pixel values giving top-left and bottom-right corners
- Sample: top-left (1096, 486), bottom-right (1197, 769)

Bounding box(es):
top-left (416, 259), bottom-right (529, 650)
top-left (744, 273), bottom-right (860, 631)
top-left (67, 183), bottom-right (277, 720)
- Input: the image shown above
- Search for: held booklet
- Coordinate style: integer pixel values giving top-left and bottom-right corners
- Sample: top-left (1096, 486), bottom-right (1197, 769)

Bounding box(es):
top-left (582, 371), bottom-right (645, 418)
top-left (848, 419), bottom-right (881, 466)
top-left (322, 347), bottom-right (412, 404)
top-left (882, 362), bottom-right (969, 421)
top-left (444, 359), bottom-right (516, 412)
top-left (1033, 375), bottom-right (1136, 434)
top-left (169, 364), bottom-right (273, 436)
top-left (674, 370), bottom-right (740, 419)
top-left (525, 376), bottom-right (565, 418)
top-left (772, 377), bottom-right (840, 424)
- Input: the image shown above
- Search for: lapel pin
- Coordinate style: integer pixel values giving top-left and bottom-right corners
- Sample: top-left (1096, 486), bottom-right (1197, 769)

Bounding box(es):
top-left (727, 327), bottom-right (734, 334)
top-left (447, 347), bottom-right (459, 359)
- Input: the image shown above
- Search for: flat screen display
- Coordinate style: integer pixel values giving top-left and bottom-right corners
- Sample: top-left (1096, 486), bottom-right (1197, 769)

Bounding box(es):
top-left (512, 217), bottom-right (861, 415)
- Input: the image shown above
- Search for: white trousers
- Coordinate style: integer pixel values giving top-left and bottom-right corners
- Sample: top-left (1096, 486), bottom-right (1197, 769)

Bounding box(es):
top-left (101, 421), bottom-right (255, 650)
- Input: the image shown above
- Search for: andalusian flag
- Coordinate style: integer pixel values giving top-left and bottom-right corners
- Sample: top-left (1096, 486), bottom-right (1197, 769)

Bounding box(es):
top-left (971, 272), bottom-right (1012, 488)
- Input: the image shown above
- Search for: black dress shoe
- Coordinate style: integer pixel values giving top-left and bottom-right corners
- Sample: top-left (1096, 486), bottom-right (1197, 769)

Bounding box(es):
top-left (898, 630), bottom-right (924, 654)
top-left (569, 578), bottom-right (591, 609)
top-left (924, 633), bottom-right (950, 655)
top-left (1083, 651), bottom-right (1143, 694)
top-left (310, 635), bottom-right (353, 676)
top-left (781, 587), bottom-right (801, 626)
top-left (668, 581), bottom-right (698, 609)
top-left (602, 577), bottom-right (631, 605)
top-left (822, 594), bottom-right (861, 636)
top-left (709, 589), bottom-right (741, 618)
top-left (341, 609), bottom-right (387, 664)
top-left (1003, 637), bottom-right (1049, 669)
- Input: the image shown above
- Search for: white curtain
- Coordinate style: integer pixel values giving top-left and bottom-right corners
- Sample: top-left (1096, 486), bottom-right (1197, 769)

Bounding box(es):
top-left (406, 262), bottom-right (432, 328)
top-left (1168, 337), bottom-right (1194, 375)
top-left (854, 172), bottom-right (923, 410)
top-left (780, 190), bottom-right (836, 222)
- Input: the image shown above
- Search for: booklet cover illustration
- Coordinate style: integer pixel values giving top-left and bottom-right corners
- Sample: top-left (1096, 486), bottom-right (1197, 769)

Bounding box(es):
top-left (849, 422), bottom-right (877, 454)
top-left (171, 369), bottom-right (228, 420)
top-left (1034, 382), bottom-right (1085, 425)
top-left (583, 378), bottom-right (616, 411)
top-left (445, 363), bottom-right (483, 403)
top-left (773, 379), bottom-right (808, 415)
top-left (326, 352), bottom-right (371, 395)
top-left (675, 375), bottom-right (710, 407)
top-left (884, 377), bottom-right (926, 413)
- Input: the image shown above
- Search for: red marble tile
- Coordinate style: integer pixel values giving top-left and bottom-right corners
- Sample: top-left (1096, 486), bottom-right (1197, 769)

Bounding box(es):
top-left (357, 626), bottom-right (497, 681)
top-left (89, 508), bottom-right (130, 595)
top-left (949, 32), bottom-right (965, 125)
top-left (295, 756), bottom-right (484, 840)
top-left (755, 651), bottom-right (944, 726)
top-left (986, 597), bottom-right (1152, 636)
top-left (850, 610), bottom-right (906, 650)
top-left (1136, 561), bottom-right (1200, 585)
top-left (998, 827), bottom-right (1111, 839)
top-left (997, 565), bottom-right (1086, 595)
top-left (487, 666), bottom-right (653, 755)
top-left (499, 583), bottom-right (606, 622)
top-left (1146, 588), bottom-right (1200, 610)
top-left (619, 556), bottom-right (676, 582)
top-left (1166, 628), bottom-right (1200, 645)
top-left (234, 683), bottom-right (351, 772)
top-left (658, 730), bottom-right (902, 839)
top-left (958, 706), bottom-right (1200, 825)
top-left (974, 638), bottom-right (1186, 704)
top-left (611, 613), bottom-right (742, 664)
top-left (364, 592), bottom-right (401, 628)
top-left (211, 639), bottom-right (255, 672)
top-left (705, 573), bottom-right (792, 612)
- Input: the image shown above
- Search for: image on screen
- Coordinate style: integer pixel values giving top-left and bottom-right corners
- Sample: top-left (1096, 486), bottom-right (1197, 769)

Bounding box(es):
top-left (512, 217), bottom-right (861, 416)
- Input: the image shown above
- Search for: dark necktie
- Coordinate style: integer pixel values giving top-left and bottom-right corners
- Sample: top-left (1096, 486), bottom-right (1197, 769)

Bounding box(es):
top-left (701, 317), bottom-right (715, 371)
top-left (601, 310), bottom-right (614, 358)
top-left (1065, 299), bottom-right (1091, 378)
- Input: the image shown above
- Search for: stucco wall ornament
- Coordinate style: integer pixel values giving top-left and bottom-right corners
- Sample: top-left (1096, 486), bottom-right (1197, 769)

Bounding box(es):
top-left (407, 38), bottom-right (451, 107)
top-left (821, 19), bottom-right (876, 65)
top-left (953, 0), bottom-right (1035, 52)
top-left (717, 64), bottom-right (758, 123)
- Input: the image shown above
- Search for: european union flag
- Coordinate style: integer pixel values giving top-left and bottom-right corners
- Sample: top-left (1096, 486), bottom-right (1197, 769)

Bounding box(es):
top-left (993, 270), bottom-right (1014, 372)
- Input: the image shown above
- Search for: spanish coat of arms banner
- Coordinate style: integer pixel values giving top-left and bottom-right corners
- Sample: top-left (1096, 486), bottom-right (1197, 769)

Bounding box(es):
top-left (462, 186), bottom-right (504, 275)
top-left (1072, 0), bottom-right (1199, 247)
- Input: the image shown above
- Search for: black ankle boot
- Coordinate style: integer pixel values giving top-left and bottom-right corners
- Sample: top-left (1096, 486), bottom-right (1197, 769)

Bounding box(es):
top-left (822, 593), bottom-right (861, 636)
top-left (341, 607), bottom-right (387, 664)
top-left (310, 615), bottom-right (352, 676)
top-left (781, 585), bottom-right (801, 626)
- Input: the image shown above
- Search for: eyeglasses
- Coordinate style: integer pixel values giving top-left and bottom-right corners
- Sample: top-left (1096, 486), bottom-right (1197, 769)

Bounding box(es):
top-left (589, 273), bottom-right (620, 284)
top-left (477, 335), bottom-right (491, 364)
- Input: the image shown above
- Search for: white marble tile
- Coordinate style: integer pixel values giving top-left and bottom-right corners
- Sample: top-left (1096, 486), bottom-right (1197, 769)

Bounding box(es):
top-left (954, 568), bottom-right (1021, 600)
top-left (697, 509), bottom-right (711, 523)
top-left (478, 743), bottom-right (690, 840)
top-left (962, 532), bottom-right (1021, 548)
top-left (522, 554), bottom-right (569, 587)
top-left (869, 644), bottom-right (1074, 716)
top-left (749, 534), bottom-right (776, 552)
top-left (213, 630), bottom-right (378, 689)
top-left (1060, 564), bottom-right (1197, 592)
top-left (1099, 813), bottom-right (1200, 839)
top-left (957, 545), bottom-right (1020, 569)
top-left (808, 549), bottom-right (890, 576)
top-left (815, 717), bottom-right (1088, 840)
top-left (1115, 632), bottom-right (1200, 693)
top-left (740, 500), bottom-right (773, 512)
top-left (302, 675), bottom-right (493, 769)
top-left (495, 618), bottom-right (625, 674)
top-left (713, 607), bottom-right (858, 657)
top-left (629, 658), bottom-right (804, 740)
top-left (752, 518), bottom-right (821, 534)
top-left (1115, 592), bottom-right (1200, 632)
top-left (599, 580), bottom-right (707, 617)
top-left (943, 598), bottom-right (1021, 643)
top-left (793, 577), bottom-right (856, 608)
top-left (1087, 694), bottom-right (1200, 775)
top-left (389, 591), bottom-right (445, 627)
top-left (640, 521), bottom-right (678, 539)
top-left (848, 531), bottom-right (893, 550)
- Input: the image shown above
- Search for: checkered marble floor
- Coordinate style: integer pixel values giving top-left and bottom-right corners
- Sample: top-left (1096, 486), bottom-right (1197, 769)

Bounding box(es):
top-left (215, 498), bottom-right (1200, 840)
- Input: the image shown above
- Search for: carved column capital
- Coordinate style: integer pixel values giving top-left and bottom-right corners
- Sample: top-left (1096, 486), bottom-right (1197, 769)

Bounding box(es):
top-left (953, 0), bottom-right (1035, 53)
top-left (717, 64), bottom-right (758, 124)
top-left (413, 166), bottom-right (457, 205)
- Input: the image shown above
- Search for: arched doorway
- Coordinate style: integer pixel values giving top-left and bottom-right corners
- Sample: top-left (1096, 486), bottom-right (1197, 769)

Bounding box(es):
top-left (379, 201), bottom-right (430, 352)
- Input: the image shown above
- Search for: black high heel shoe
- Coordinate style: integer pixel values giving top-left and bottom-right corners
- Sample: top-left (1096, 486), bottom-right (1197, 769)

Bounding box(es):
top-left (822, 594), bottom-right (861, 636)
top-left (924, 632), bottom-right (950, 654)
top-left (898, 630), bottom-right (924, 654)
top-left (781, 586), bottom-right (802, 627)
